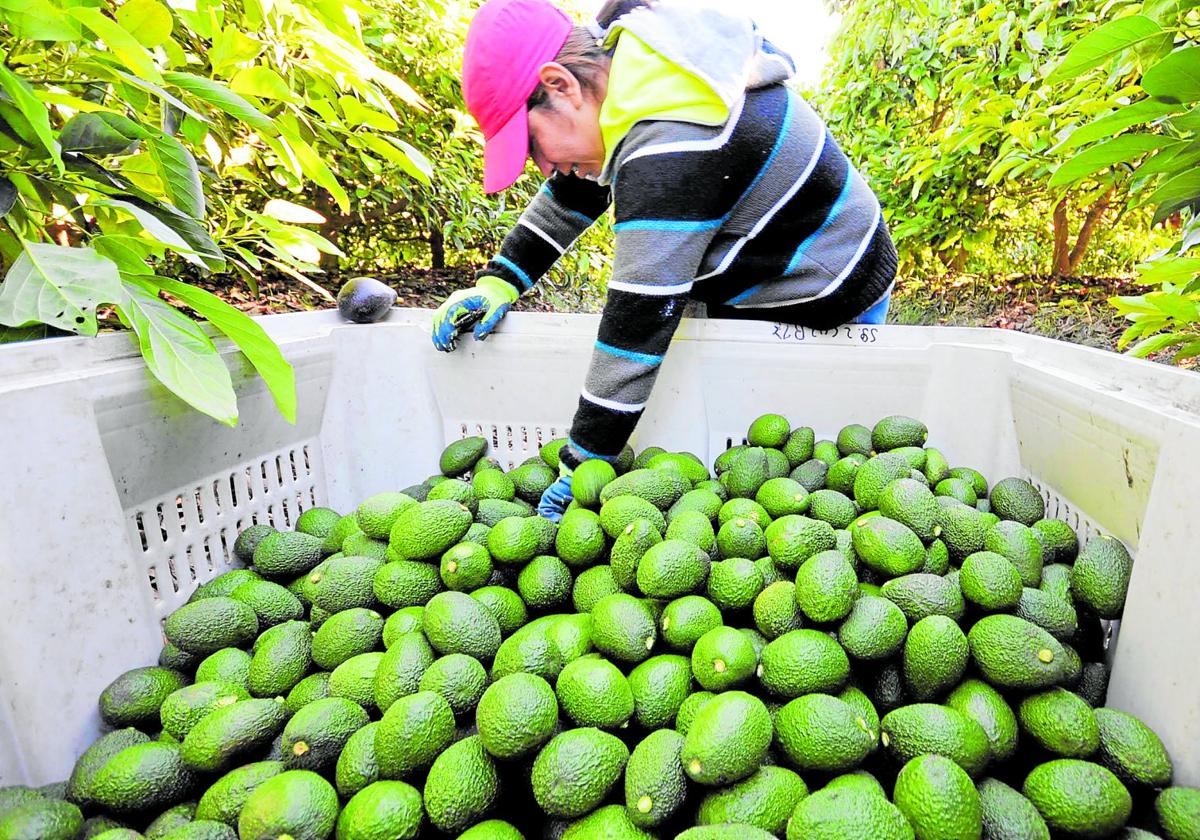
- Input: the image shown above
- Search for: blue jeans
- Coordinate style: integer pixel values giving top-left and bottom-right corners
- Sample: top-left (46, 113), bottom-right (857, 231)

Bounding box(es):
top-left (855, 288), bottom-right (891, 325)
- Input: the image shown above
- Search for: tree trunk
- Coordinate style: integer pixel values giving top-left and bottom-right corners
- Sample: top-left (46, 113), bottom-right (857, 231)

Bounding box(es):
top-left (429, 225), bottom-right (445, 270)
top-left (1051, 189), bottom-right (1113, 278)
top-left (1052, 197), bottom-right (1071, 277)
top-left (1068, 187), bottom-right (1114, 275)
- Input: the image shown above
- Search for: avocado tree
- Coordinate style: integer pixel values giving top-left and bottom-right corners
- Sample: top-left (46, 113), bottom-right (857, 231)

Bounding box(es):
top-left (0, 0), bottom-right (436, 424)
top-left (1037, 0), bottom-right (1200, 361)
top-left (815, 0), bottom-right (1163, 278)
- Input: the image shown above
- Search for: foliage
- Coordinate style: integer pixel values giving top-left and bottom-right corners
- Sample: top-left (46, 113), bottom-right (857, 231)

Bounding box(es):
top-left (333, 0), bottom-right (612, 312)
top-left (814, 0), bottom-right (1174, 279)
top-left (1040, 0), bottom-right (1200, 362)
top-left (0, 0), bottom-right (435, 424)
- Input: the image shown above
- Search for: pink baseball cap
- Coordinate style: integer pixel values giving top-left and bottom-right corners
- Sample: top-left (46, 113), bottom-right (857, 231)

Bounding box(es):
top-left (463, 0), bottom-right (574, 193)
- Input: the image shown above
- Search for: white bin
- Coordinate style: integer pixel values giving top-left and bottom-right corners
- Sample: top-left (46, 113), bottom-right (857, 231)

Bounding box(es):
top-left (2, 309), bottom-right (1198, 786)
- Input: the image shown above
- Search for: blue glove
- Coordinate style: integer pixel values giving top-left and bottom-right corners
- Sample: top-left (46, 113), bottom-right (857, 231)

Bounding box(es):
top-left (538, 471), bottom-right (573, 523)
top-left (431, 275), bottom-right (519, 352)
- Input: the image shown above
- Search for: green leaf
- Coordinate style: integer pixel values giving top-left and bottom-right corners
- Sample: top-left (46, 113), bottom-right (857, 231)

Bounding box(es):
top-left (1065, 99), bottom-right (1183, 149)
top-left (59, 112), bottom-right (148, 154)
top-left (67, 7), bottom-right (164, 85)
top-left (0, 243), bottom-right (125, 335)
top-left (356, 134), bottom-right (432, 185)
top-left (285, 134), bottom-right (350, 212)
top-left (338, 96), bottom-right (398, 131)
top-left (1169, 105), bottom-right (1200, 132)
top-left (1145, 169), bottom-right (1200, 223)
top-left (1049, 134), bottom-right (1172, 187)
top-left (1138, 256), bottom-right (1200, 285)
top-left (93, 234), bottom-right (157, 275)
top-left (0, 324), bottom-right (49, 343)
top-left (115, 0), bottom-right (173, 48)
top-left (1133, 140), bottom-right (1195, 178)
top-left (1146, 291), bottom-right (1200, 320)
top-left (229, 66), bottom-right (296, 102)
top-left (210, 26), bottom-right (263, 78)
top-left (1142, 46), bottom-right (1200, 104)
top-left (1128, 331), bottom-right (1185, 358)
top-left (92, 197), bottom-right (224, 270)
top-left (1143, 0), bottom-right (1182, 23)
top-left (1047, 15), bottom-right (1163, 82)
top-left (1173, 340), bottom-right (1200, 361)
top-left (102, 66), bottom-right (209, 125)
top-left (162, 72), bottom-right (277, 135)
top-left (262, 199), bottom-right (326, 224)
top-left (148, 134), bottom-right (205, 220)
top-left (0, 0), bottom-right (82, 40)
top-left (1117, 317), bottom-right (1165, 349)
top-left (0, 61), bottom-right (63, 174)
top-left (118, 279), bottom-right (238, 426)
top-left (149, 275), bottom-right (296, 423)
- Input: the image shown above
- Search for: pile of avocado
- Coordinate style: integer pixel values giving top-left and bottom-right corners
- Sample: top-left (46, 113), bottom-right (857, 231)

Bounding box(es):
top-left (4, 413), bottom-right (1199, 840)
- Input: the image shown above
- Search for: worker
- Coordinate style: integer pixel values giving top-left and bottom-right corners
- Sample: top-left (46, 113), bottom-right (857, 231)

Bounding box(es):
top-left (431, 0), bottom-right (897, 521)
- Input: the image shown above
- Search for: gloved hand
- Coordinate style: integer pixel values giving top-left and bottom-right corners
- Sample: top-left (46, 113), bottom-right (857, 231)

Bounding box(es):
top-left (538, 465), bottom-right (573, 523)
top-left (431, 275), bottom-right (519, 352)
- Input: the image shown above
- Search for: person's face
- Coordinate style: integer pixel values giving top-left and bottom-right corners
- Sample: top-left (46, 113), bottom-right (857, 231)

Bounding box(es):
top-left (527, 62), bottom-right (606, 181)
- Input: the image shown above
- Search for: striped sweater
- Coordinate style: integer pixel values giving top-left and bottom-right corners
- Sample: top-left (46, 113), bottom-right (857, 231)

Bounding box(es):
top-left (477, 14), bottom-right (897, 469)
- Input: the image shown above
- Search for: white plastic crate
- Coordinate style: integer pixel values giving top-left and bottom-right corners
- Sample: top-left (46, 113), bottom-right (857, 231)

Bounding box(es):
top-left (2, 309), bottom-right (1199, 786)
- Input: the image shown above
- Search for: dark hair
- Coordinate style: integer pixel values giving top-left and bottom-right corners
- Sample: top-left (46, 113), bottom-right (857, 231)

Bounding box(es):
top-left (596, 0), bottom-right (652, 27)
top-left (525, 0), bottom-right (654, 108)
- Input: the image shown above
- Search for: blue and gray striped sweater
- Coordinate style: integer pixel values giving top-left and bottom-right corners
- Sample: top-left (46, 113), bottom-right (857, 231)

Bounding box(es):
top-left (479, 39), bottom-right (896, 469)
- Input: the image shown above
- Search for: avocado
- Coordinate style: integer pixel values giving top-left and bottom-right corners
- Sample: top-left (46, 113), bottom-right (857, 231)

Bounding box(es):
top-left (775, 693), bottom-right (875, 772)
top-left (945, 679), bottom-right (1019, 764)
top-left (989, 477), bottom-right (1046, 525)
top-left (180, 698), bottom-right (288, 773)
top-left (194, 760), bottom-right (284, 826)
top-left (903, 614), bottom-right (968, 700)
top-left (1018, 688), bottom-right (1100, 758)
top-left (1023, 759), bottom-right (1131, 838)
top-left (838, 595), bottom-right (908, 661)
top-left (476, 672), bottom-right (558, 759)
top-left (977, 777), bottom-right (1049, 840)
top-left (893, 754), bottom-right (982, 840)
top-left (681, 691), bottom-right (772, 785)
top-left (237, 770), bottom-right (339, 840)
top-left (335, 780), bottom-right (423, 840)
top-left (336, 276), bottom-right (396, 323)
top-left (697, 765), bottom-right (807, 836)
top-left (556, 657), bottom-right (633, 729)
top-left (759, 629), bottom-right (850, 698)
top-left (99, 666), bottom-right (190, 729)
top-left (624, 729), bottom-right (688, 827)
top-left (531, 728), bottom-right (629, 817)
top-left (794, 550), bottom-right (858, 622)
top-left (374, 690), bottom-right (455, 778)
top-left (787, 787), bottom-right (915, 840)
top-left (280, 696), bottom-right (369, 772)
top-left (880, 703), bottom-right (991, 777)
top-left (968, 614), bottom-right (1068, 691)
top-left (164, 597), bottom-right (258, 655)
top-left (1070, 535), bottom-right (1134, 619)
top-left (92, 742), bottom-right (196, 815)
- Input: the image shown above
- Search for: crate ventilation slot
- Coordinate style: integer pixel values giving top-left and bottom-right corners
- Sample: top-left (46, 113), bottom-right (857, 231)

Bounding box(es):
top-left (126, 440), bottom-right (326, 619)
top-left (456, 423), bottom-right (562, 471)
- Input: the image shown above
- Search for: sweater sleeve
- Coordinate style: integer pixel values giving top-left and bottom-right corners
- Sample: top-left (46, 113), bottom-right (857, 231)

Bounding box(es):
top-left (477, 173), bottom-right (612, 296)
top-left (559, 128), bottom-right (728, 469)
